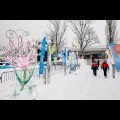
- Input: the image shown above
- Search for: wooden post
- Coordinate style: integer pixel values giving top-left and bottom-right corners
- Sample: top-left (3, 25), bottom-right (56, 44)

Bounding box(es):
top-left (55, 64), bottom-right (56, 71)
top-left (64, 66), bottom-right (66, 76)
top-left (44, 67), bottom-right (47, 84)
top-left (112, 64), bottom-right (115, 79)
top-left (0, 76), bottom-right (2, 83)
top-left (47, 45), bottom-right (51, 84)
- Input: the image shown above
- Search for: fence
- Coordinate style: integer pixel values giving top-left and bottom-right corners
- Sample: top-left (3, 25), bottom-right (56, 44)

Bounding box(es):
top-left (0, 64), bottom-right (80, 84)
top-left (0, 68), bottom-right (39, 84)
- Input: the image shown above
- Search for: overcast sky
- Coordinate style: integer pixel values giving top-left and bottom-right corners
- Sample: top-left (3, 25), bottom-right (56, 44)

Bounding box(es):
top-left (0, 20), bottom-right (120, 49)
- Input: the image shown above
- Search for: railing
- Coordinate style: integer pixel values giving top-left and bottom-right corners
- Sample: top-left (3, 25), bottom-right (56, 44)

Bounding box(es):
top-left (0, 71), bottom-right (16, 83)
top-left (0, 64), bottom-right (80, 84)
top-left (0, 68), bottom-right (39, 84)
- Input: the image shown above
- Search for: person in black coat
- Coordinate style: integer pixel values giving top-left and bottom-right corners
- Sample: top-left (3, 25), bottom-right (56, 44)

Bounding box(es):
top-left (97, 60), bottom-right (100, 68)
top-left (91, 61), bottom-right (99, 76)
top-left (101, 60), bottom-right (109, 78)
top-left (92, 56), bottom-right (95, 63)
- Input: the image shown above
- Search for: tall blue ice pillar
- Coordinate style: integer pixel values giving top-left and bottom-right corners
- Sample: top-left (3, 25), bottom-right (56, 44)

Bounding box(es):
top-left (39, 37), bottom-right (46, 75)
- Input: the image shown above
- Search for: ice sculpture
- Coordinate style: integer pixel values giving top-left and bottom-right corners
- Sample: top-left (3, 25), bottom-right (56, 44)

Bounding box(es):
top-left (109, 43), bottom-right (120, 71)
top-left (3, 30), bottom-right (36, 90)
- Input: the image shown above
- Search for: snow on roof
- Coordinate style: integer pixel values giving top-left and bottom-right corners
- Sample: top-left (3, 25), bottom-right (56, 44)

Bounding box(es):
top-left (68, 46), bottom-right (107, 52)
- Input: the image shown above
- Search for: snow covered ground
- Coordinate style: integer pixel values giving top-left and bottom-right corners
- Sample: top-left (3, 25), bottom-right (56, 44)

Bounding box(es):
top-left (0, 59), bottom-right (120, 100)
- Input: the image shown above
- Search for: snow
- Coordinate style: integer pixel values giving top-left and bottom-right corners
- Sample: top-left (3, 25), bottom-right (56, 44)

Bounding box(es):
top-left (0, 59), bottom-right (120, 100)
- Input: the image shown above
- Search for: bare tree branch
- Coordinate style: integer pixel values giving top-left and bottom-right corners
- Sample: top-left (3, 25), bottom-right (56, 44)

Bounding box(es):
top-left (46, 20), bottom-right (68, 54)
top-left (105, 20), bottom-right (118, 45)
top-left (70, 20), bottom-right (99, 57)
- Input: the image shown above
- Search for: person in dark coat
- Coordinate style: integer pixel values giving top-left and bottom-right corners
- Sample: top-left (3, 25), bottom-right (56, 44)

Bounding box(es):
top-left (97, 60), bottom-right (100, 68)
top-left (91, 61), bottom-right (98, 76)
top-left (101, 60), bottom-right (109, 78)
top-left (92, 56), bottom-right (95, 63)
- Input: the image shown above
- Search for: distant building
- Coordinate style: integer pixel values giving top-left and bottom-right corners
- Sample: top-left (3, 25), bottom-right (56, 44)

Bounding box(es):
top-left (67, 45), bottom-right (107, 60)
top-left (35, 40), bottom-right (47, 63)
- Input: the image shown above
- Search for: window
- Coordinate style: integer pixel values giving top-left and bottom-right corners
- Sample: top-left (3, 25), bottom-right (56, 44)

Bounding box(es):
top-left (37, 49), bottom-right (40, 54)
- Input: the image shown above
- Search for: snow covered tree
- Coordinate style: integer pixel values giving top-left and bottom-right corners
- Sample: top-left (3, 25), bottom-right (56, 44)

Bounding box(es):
top-left (106, 20), bottom-right (119, 45)
top-left (70, 20), bottom-right (99, 58)
top-left (46, 20), bottom-right (68, 54)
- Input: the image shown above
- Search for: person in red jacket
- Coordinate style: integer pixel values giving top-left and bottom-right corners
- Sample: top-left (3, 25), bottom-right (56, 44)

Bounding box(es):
top-left (91, 61), bottom-right (98, 76)
top-left (101, 60), bottom-right (109, 78)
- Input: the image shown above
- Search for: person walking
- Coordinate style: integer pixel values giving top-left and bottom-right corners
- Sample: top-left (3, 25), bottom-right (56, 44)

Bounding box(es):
top-left (92, 56), bottom-right (95, 63)
top-left (91, 61), bottom-right (98, 76)
top-left (101, 60), bottom-right (109, 78)
top-left (97, 60), bottom-right (100, 68)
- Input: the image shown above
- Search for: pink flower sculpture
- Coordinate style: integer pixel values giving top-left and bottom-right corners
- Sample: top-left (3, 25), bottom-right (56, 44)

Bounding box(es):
top-left (2, 30), bottom-right (36, 90)
top-left (3, 30), bottom-right (36, 69)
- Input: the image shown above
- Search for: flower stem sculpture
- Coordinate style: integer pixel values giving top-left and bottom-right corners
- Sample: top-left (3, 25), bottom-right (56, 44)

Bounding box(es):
top-left (3, 30), bottom-right (36, 91)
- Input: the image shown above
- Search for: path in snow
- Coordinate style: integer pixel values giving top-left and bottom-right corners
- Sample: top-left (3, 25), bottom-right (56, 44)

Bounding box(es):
top-left (36, 63), bottom-right (120, 100)
top-left (1, 59), bottom-right (120, 100)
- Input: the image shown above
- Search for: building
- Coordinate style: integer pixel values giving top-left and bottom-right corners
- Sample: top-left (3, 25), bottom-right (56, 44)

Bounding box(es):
top-left (35, 39), bottom-right (107, 65)
top-left (35, 40), bottom-right (47, 63)
top-left (67, 45), bottom-right (107, 59)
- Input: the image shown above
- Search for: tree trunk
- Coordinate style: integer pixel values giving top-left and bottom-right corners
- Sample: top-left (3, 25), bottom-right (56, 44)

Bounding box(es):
top-left (64, 66), bottom-right (66, 76)
top-left (57, 49), bottom-right (59, 55)
top-left (80, 51), bottom-right (84, 59)
top-left (81, 55), bottom-right (83, 59)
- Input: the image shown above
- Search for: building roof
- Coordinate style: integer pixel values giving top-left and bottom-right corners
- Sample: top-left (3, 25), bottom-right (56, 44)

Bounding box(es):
top-left (68, 46), bottom-right (107, 52)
